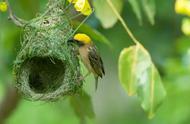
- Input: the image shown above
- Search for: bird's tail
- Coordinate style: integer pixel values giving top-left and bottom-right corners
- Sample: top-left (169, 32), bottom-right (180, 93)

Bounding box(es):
top-left (95, 76), bottom-right (98, 91)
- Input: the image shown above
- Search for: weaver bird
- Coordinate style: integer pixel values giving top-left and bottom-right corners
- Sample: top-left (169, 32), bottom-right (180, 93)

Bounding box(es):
top-left (68, 33), bottom-right (105, 90)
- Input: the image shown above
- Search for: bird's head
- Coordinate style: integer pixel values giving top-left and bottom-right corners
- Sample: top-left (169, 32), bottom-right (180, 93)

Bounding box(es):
top-left (68, 33), bottom-right (92, 46)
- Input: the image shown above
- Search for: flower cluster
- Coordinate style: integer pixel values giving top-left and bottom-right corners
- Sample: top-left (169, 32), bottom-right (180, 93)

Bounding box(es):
top-left (175, 0), bottom-right (190, 36)
top-left (68, 0), bottom-right (92, 16)
top-left (182, 18), bottom-right (190, 35)
top-left (0, 2), bottom-right (7, 12)
top-left (175, 0), bottom-right (190, 16)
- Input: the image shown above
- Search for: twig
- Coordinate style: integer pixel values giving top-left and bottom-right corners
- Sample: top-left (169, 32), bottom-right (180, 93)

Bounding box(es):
top-left (106, 0), bottom-right (139, 45)
top-left (0, 86), bottom-right (20, 124)
top-left (5, 0), bottom-right (26, 27)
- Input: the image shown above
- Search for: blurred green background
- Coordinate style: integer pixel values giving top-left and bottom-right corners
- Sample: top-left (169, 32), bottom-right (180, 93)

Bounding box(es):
top-left (1, 0), bottom-right (190, 124)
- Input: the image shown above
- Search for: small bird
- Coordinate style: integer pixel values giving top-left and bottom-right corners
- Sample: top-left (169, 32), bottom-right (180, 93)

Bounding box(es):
top-left (68, 33), bottom-right (105, 90)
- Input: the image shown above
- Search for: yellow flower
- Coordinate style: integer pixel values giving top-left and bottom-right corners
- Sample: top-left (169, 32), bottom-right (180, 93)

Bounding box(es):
top-left (182, 18), bottom-right (190, 35)
top-left (68, 0), bottom-right (78, 3)
top-left (0, 2), bottom-right (8, 12)
top-left (175, 0), bottom-right (190, 16)
top-left (68, 0), bottom-right (92, 16)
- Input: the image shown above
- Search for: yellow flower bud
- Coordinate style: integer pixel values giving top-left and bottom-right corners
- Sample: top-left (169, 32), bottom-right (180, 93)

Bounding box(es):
top-left (0, 2), bottom-right (8, 12)
top-left (74, 0), bottom-right (85, 11)
top-left (175, 0), bottom-right (190, 16)
top-left (68, 0), bottom-right (78, 3)
top-left (182, 18), bottom-right (190, 35)
top-left (68, 0), bottom-right (92, 16)
top-left (80, 0), bottom-right (92, 15)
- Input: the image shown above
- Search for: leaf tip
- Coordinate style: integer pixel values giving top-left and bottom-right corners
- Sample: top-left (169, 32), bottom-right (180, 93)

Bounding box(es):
top-left (127, 91), bottom-right (135, 96)
top-left (148, 112), bottom-right (155, 119)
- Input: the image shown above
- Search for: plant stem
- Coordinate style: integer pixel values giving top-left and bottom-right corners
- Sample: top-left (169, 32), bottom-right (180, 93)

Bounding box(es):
top-left (5, 0), bottom-right (26, 27)
top-left (106, 0), bottom-right (139, 45)
top-left (71, 9), bottom-right (94, 37)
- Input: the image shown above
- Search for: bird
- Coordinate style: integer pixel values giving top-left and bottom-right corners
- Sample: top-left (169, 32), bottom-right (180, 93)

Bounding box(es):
top-left (68, 33), bottom-right (105, 90)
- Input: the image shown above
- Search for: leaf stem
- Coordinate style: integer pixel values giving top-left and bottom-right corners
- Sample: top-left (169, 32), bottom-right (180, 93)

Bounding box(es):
top-left (106, 0), bottom-right (139, 45)
top-left (71, 9), bottom-right (95, 37)
top-left (4, 0), bottom-right (26, 27)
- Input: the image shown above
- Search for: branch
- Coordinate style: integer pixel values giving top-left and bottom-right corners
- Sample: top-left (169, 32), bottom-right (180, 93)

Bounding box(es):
top-left (0, 86), bottom-right (20, 124)
top-left (5, 0), bottom-right (26, 27)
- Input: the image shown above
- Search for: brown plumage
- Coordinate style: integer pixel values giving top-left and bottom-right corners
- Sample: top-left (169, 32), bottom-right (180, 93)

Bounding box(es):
top-left (78, 44), bottom-right (105, 90)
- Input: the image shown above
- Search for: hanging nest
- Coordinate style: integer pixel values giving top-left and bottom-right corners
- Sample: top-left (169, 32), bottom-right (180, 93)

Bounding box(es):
top-left (13, 0), bottom-right (82, 101)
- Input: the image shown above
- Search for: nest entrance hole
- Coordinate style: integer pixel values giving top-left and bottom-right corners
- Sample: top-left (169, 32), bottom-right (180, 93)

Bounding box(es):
top-left (26, 57), bottom-right (65, 93)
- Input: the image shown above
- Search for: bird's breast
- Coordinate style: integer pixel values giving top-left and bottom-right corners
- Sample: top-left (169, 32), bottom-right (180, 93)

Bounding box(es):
top-left (79, 46), bottom-right (94, 73)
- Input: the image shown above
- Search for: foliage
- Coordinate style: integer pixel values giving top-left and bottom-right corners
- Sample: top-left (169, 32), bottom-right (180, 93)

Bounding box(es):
top-left (70, 90), bottom-right (95, 124)
top-left (103, 0), bottom-right (165, 118)
top-left (128, 0), bottom-right (156, 25)
top-left (0, 0), bottom-right (190, 124)
top-left (119, 44), bottom-right (166, 118)
top-left (93, 0), bottom-right (124, 28)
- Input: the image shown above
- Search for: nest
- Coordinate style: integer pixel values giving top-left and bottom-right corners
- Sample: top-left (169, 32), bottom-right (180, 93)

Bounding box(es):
top-left (13, 0), bottom-right (82, 101)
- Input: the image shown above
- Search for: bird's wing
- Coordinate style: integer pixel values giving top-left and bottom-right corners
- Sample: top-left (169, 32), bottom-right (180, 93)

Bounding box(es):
top-left (88, 45), bottom-right (105, 78)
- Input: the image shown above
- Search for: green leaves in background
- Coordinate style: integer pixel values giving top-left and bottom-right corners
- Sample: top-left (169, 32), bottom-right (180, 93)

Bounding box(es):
top-left (128, 0), bottom-right (142, 25)
top-left (118, 44), bottom-right (166, 118)
top-left (181, 18), bottom-right (190, 36)
top-left (93, 0), bottom-right (124, 28)
top-left (17, 0), bottom-right (40, 18)
top-left (72, 21), bottom-right (112, 47)
top-left (70, 91), bottom-right (95, 124)
top-left (93, 0), bottom-right (156, 28)
top-left (141, 0), bottom-right (156, 25)
top-left (128, 0), bottom-right (156, 25)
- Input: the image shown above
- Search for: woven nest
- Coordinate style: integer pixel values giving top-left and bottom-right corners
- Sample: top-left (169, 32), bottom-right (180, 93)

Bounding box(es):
top-left (13, 1), bottom-right (82, 101)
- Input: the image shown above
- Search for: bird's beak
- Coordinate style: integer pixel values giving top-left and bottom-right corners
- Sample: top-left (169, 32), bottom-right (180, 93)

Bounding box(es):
top-left (68, 39), bottom-right (77, 45)
top-left (68, 39), bottom-right (74, 43)
top-left (68, 39), bottom-right (79, 43)
top-left (68, 39), bottom-right (83, 46)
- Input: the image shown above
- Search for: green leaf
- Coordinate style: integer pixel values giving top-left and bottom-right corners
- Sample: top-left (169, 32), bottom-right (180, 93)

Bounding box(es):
top-left (141, 0), bottom-right (156, 25)
top-left (93, 0), bottom-right (124, 28)
top-left (70, 90), bottom-right (95, 123)
top-left (118, 44), bottom-right (166, 118)
top-left (128, 0), bottom-right (142, 25)
top-left (72, 21), bottom-right (112, 48)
